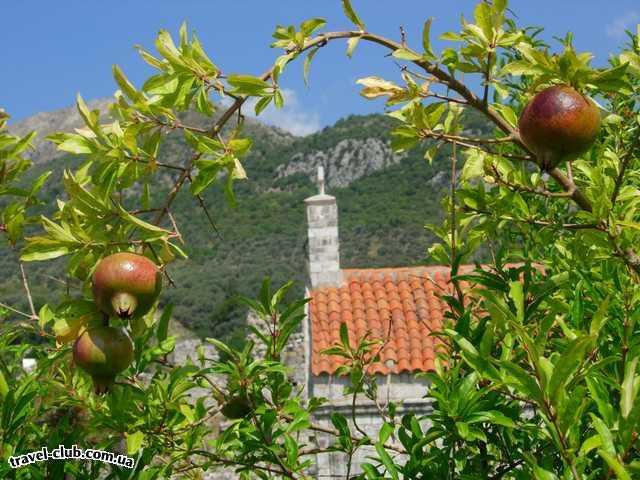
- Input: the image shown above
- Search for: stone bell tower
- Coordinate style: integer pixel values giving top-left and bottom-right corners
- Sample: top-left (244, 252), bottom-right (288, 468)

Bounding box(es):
top-left (304, 166), bottom-right (342, 288)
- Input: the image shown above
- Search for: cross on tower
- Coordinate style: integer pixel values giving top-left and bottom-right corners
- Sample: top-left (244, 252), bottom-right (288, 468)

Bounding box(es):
top-left (317, 165), bottom-right (325, 195)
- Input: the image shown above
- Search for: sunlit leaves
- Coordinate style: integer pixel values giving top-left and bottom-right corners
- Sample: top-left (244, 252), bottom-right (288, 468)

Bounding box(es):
top-left (422, 18), bottom-right (436, 60)
top-left (356, 76), bottom-right (405, 101)
top-left (497, 40), bottom-right (630, 93)
top-left (226, 74), bottom-right (270, 96)
top-left (0, 115), bottom-right (44, 244)
top-left (392, 48), bottom-right (422, 62)
top-left (341, 0), bottom-right (365, 31)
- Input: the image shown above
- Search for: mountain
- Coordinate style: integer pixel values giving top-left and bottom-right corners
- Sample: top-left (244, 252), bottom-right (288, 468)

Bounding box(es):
top-left (9, 99), bottom-right (113, 165)
top-left (1, 101), bottom-right (460, 342)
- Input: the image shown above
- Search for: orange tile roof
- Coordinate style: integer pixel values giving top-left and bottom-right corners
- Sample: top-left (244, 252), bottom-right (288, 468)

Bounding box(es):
top-left (309, 265), bottom-right (476, 376)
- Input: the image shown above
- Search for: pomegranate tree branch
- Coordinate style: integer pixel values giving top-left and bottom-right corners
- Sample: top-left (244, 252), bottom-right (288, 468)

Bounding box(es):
top-left (19, 262), bottom-right (37, 320)
top-left (489, 165), bottom-right (573, 198)
top-left (0, 301), bottom-right (33, 319)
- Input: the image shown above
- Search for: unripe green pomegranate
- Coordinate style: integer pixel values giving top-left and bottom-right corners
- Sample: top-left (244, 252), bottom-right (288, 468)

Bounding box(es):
top-left (518, 85), bottom-right (601, 170)
top-left (92, 252), bottom-right (161, 319)
top-left (73, 326), bottom-right (134, 394)
top-left (221, 395), bottom-right (252, 419)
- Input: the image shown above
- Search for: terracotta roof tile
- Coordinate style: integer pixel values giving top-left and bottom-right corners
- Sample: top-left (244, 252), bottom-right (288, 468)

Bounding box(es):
top-left (309, 265), bottom-right (477, 375)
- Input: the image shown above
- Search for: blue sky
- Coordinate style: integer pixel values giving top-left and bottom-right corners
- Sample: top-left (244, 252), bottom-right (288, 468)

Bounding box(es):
top-left (2, 1), bottom-right (638, 134)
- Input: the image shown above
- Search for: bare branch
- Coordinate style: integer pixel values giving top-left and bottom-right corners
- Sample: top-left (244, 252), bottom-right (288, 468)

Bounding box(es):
top-left (20, 262), bottom-right (37, 320)
top-left (0, 301), bottom-right (33, 319)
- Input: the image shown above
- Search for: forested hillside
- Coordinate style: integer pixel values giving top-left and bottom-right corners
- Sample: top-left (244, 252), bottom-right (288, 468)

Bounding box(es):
top-left (1, 104), bottom-right (478, 341)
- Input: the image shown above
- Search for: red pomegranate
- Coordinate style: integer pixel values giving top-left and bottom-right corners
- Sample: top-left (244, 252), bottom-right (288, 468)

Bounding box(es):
top-left (518, 85), bottom-right (601, 170)
top-left (92, 252), bottom-right (161, 319)
top-left (73, 326), bottom-right (134, 394)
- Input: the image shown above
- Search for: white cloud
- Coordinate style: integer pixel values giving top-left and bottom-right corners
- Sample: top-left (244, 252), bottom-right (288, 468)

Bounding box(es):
top-left (606, 11), bottom-right (640, 38)
top-left (242, 88), bottom-right (321, 137)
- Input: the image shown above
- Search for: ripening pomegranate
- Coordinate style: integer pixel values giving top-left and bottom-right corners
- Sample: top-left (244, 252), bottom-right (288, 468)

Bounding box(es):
top-left (73, 326), bottom-right (134, 394)
top-left (92, 252), bottom-right (161, 319)
top-left (518, 85), bottom-right (601, 170)
top-left (221, 395), bottom-right (253, 419)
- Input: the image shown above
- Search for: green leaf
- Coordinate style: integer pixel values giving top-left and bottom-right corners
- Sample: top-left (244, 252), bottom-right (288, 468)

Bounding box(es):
top-left (468, 410), bottom-right (516, 428)
top-left (227, 74), bottom-right (270, 95)
top-left (63, 170), bottom-right (108, 215)
top-left (76, 93), bottom-right (98, 130)
top-left (379, 422), bottom-right (394, 444)
top-left (143, 74), bottom-right (180, 95)
top-left (223, 169), bottom-right (237, 207)
top-left (126, 431), bottom-right (144, 455)
top-left (533, 465), bottom-right (559, 480)
top-left (117, 204), bottom-right (171, 236)
top-left (303, 47), bottom-right (320, 86)
top-left (547, 336), bottom-right (593, 399)
top-left (155, 29), bottom-right (184, 67)
top-left (392, 48), bottom-right (422, 62)
top-left (591, 414), bottom-right (615, 456)
top-left (456, 421), bottom-right (470, 439)
top-left (38, 304), bottom-right (55, 329)
top-left (422, 18), bottom-right (435, 59)
top-left (41, 217), bottom-right (77, 244)
top-left (113, 65), bottom-right (142, 102)
top-left (598, 450), bottom-right (631, 480)
top-left (474, 2), bottom-right (494, 41)
top-left (440, 31), bottom-right (464, 41)
top-left (274, 89), bottom-right (284, 109)
top-left (508, 281), bottom-right (524, 323)
top-left (590, 295), bottom-right (610, 336)
top-left (0, 371), bottom-right (8, 399)
top-left (621, 356), bottom-right (639, 419)
top-left (178, 21), bottom-right (188, 48)
top-left (346, 36), bottom-right (360, 58)
top-left (300, 18), bottom-right (326, 37)
top-left (579, 434), bottom-right (602, 455)
top-left (498, 60), bottom-right (546, 77)
top-left (29, 171), bottom-right (51, 197)
top-left (587, 377), bottom-right (615, 426)
top-left (135, 46), bottom-right (165, 69)
top-left (339, 322), bottom-right (350, 350)
top-left (341, 0), bottom-right (365, 31)
top-left (157, 304), bottom-right (173, 343)
top-left (330, 412), bottom-right (351, 447)
top-left (57, 135), bottom-right (94, 155)
top-left (494, 0), bottom-right (507, 14)
top-left (500, 360), bottom-right (544, 403)
top-left (375, 442), bottom-right (398, 480)
top-left (284, 435), bottom-right (298, 465)
top-left (21, 240), bottom-right (72, 262)
top-left (254, 96), bottom-right (272, 116)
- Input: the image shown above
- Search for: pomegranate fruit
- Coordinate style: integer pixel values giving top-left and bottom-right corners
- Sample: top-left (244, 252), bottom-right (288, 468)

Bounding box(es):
top-left (92, 252), bottom-right (161, 319)
top-left (221, 395), bottom-right (252, 419)
top-left (518, 85), bottom-right (601, 170)
top-left (73, 326), bottom-right (134, 394)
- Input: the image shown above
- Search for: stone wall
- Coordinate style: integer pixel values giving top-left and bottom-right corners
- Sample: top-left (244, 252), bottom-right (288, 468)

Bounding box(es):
top-left (309, 398), bottom-right (433, 478)
top-left (310, 372), bottom-right (430, 403)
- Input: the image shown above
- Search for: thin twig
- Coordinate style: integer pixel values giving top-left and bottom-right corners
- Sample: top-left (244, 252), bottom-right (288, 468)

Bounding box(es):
top-left (166, 209), bottom-right (185, 245)
top-left (450, 141), bottom-right (464, 302)
top-left (0, 301), bottom-right (33, 319)
top-left (489, 165), bottom-right (573, 198)
top-left (195, 193), bottom-right (223, 240)
top-left (20, 263), bottom-right (37, 320)
top-left (611, 135), bottom-right (640, 205)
